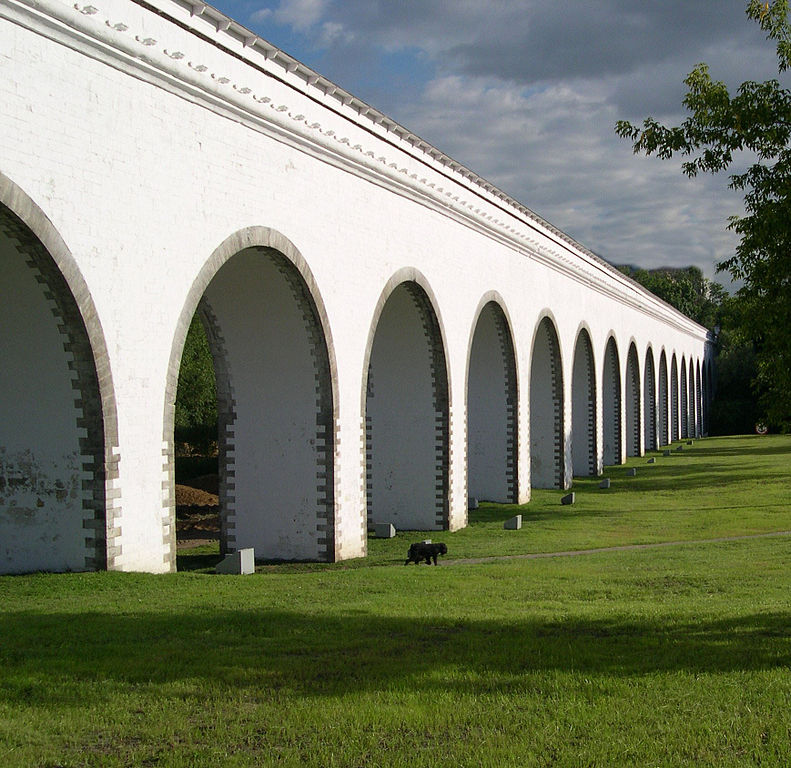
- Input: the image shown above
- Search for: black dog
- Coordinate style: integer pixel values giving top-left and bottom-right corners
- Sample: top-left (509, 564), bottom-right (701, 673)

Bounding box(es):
top-left (404, 542), bottom-right (447, 566)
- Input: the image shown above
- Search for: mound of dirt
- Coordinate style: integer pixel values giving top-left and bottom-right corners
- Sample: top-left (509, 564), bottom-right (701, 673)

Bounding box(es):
top-left (175, 475), bottom-right (220, 544)
top-left (179, 473), bottom-right (220, 495)
top-left (175, 483), bottom-right (218, 508)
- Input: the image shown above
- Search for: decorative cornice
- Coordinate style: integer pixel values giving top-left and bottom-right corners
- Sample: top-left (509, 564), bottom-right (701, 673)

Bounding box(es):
top-left (3, 0), bottom-right (710, 340)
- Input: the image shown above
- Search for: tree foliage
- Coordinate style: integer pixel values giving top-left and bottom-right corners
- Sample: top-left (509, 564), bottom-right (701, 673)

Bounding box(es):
top-left (175, 313), bottom-right (217, 435)
top-left (616, 0), bottom-right (791, 428)
top-left (617, 264), bottom-right (727, 329)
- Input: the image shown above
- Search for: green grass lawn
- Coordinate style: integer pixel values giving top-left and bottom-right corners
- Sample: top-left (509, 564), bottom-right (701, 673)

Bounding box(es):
top-left (2, 434), bottom-right (791, 766)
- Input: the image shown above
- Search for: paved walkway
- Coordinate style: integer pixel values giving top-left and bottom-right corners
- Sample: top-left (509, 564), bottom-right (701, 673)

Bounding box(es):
top-left (441, 530), bottom-right (791, 566)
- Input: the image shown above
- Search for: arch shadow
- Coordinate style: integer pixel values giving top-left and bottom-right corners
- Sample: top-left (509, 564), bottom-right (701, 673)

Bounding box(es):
top-left (571, 325), bottom-right (597, 477)
top-left (529, 312), bottom-right (565, 489)
top-left (164, 227), bottom-right (339, 565)
top-left (0, 171), bottom-right (119, 573)
top-left (362, 269), bottom-right (451, 532)
top-left (466, 293), bottom-right (519, 503)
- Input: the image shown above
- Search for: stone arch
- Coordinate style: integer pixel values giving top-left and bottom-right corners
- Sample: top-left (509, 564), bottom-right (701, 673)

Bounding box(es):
top-left (164, 227), bottom-right (339, 565)
top-left (625, 342), bottom-right (642, 457)
top-left (702, 358), bottom-right (712, 434)
top-left (688, 358), bottom-right (696, 438)
top-left (696, 359), bottom-right (703, 437)
top-left (466, 294), bottom-right (518, 503)
top-left (0, 172), bottom-right (119, 574)
top-left (643, 346), bottom-right (657, 452)
top-left (658, 350), bottom-right (669, 446)
top-left (680, 356), bottom-right (689, 439)
top-left (571, 325), bottom-right (597, 477)
top-left (363, 270), bottom-right (450, 531)
top-left (670, 353), bottom-right (680, 442)
top-left (602, 335), bottom-right (622, 466)
top-left (529, 313), bottom-right (564, 489)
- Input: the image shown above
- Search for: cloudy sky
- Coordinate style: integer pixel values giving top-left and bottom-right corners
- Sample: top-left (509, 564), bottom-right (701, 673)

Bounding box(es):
top-left (211, 0), bottom-right (786, 283)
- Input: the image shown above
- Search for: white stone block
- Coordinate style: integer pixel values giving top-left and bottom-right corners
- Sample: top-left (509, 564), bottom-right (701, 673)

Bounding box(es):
top-left (216, 547), bottom-right (255, 575)
top-left (374, 523), bottom-right (396, 538)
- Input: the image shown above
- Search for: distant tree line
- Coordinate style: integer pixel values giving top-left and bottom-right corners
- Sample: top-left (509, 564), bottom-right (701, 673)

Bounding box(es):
top-left (617, 264), bottom-right (726, 329)
top-left (618, 264), bottom-right (763, 434)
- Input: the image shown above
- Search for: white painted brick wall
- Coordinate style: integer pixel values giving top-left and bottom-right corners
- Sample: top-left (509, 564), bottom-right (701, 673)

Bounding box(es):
top-left (0, 0), bottom-right (712, 572)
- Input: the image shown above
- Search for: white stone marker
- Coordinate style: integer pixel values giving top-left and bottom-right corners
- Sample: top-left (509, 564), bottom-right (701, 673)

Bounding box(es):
top-left (216, 547), bottom-right (255, 575)
top-left (375, 523), bottom-right (396, 538)
top-left (503, 515), bottom-right (522, 530)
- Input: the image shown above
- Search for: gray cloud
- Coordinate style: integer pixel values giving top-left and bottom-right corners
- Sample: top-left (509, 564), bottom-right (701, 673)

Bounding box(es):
top-left (236, 0), bottom-right (784, 281)
top-left (302, 0), bottom-right (774, 83)
top-left (392, 73), bottom-right (743, 279)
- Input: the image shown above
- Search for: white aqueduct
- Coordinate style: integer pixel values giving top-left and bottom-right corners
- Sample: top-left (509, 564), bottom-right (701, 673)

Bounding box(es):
top-left (0, 0), bottom-right (714, 574)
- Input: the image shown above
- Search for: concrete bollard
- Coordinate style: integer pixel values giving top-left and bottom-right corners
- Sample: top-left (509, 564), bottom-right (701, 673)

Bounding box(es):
top-left (599, 478), bottom-right (611, 489)
top-left (647, 457), bottom-right (656, 464)
top-left (626, 467), bottom-right (637, 476)
top-left (561, 492), bottom-right (575, 505)
top-left (468, 497), bottom-right (479, 510)
top-left (374, 523), bottom-right (396, 538)
top-left (216, 547), bottom-right (255, 575)
top-left (676, 445), bottom-right (684, 452)
top-left (503, 515), bottom-right (522, 530)
top-left (687, 440), bottom-right (694, 446)
top-left (663, 450), bottom-right (671, 457)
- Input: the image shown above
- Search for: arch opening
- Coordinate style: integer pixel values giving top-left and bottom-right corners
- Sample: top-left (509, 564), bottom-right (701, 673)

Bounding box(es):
top-left (602, 337), bottom-right (622, 466)
top-left (571, 329), bottom-right (597, 477)
top-left (625, 343), bottom-right (641, 458)
top-left (680, 358), bottom-right (689, 439)
top-left (658, 351), bottom-right (669, 446)
top-left (170, 245), bottom-right (335, 563)
top-left (702, 360), bottom-right (711, 435)
top-left (643, 348), bottom-right (657, 452)
top-left (671, 354), bottom-right (680, 442)
top-left (695, 360), bottom-right (703, 437)
top-left (366, 281), bottom-right (449, 530)
top-left (0, 204), bottom-right (107, 573)
top-left (529, 317), bottom-right (564, 489)
top-left (467, 301), bottom-right (518, 503)
top-left (688, 359), bottom-right (697, 438)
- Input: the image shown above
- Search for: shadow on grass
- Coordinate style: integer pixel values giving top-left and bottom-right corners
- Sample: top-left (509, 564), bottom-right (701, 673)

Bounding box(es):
top-left (576, 461), bottom-right (789, 493)
top-left (176, 552), bottom-right (223, 572)
top-left (3, 607), bottom-right (791, 703)
top-left (687, 438), bottom-right (791, 459)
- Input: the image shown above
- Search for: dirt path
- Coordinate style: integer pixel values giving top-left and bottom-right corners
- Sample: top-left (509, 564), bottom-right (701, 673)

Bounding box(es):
top-left (440, 530), bottom-right (791, 566)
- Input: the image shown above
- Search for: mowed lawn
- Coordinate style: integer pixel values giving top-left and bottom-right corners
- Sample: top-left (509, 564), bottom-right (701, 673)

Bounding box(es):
top-left (1, 435), bottom-right (791, 767)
